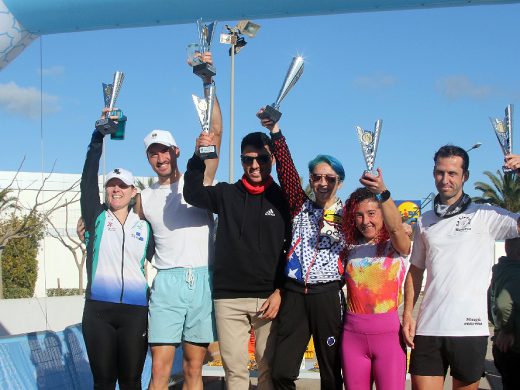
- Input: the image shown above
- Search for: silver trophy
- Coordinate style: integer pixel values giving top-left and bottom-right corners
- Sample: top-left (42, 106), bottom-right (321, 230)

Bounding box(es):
top-left (188, 18), bottom-right (217, 79)
top-left (356, 120), bottom-right (383, 174)
top-left (489, 104), bottom-right (513, 172)
top-left (192, 84), bottom-right (217, 159)
top-left (258, 55), bottom-right (304, 123)
top-left (95, 71), bottom-right (126, 139)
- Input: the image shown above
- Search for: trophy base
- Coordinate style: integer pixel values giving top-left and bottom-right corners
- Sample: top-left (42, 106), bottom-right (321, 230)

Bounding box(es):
top-left (111, 121), bottom-right (126, 140)
top-left (363, 169), bottom-right (379, 177)
top-left (258, 105), bottom-right (282, 123)
top-left (199, 145), bottom-right (218, 160)
top-left (193, 63), bottom-right (216, 79)
top-left (95, 118), bottom-right (118, 136)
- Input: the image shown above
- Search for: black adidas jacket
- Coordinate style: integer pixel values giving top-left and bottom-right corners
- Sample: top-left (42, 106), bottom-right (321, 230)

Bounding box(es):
top-left (184, 154), bottom-right (291, 299)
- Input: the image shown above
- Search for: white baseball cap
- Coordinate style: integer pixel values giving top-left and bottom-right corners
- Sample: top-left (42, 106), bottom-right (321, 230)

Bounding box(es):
top-left (144, 129), bottom-right (177, 152)
top-left (104, 168), bottom-right (135, 187)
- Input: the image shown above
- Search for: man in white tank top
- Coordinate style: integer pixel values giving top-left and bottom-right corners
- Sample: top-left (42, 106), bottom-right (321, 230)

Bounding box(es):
top-left (135, 53), bottom-right (222, 390)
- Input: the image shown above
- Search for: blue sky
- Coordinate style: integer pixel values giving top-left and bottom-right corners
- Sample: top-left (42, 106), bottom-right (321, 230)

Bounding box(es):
top-left (1, 4), bottom-right (519, 203)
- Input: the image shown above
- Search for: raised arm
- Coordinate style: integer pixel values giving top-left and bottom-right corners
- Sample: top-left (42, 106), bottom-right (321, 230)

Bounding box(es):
top-left (258, 109), bottom-right (307, 216)
top-left (80, 113), bottom-right (106, 229)
top-left (359, 168), bottom-right (411, 255)
top-left (200, 51), bottom-right (223, 186)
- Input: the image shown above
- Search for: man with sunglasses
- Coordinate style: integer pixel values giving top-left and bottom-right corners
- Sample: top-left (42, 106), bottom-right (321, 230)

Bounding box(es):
top-left (183, 131), bottom-right (291, 389)
top-left (258, 109), bottom-right (345, 390)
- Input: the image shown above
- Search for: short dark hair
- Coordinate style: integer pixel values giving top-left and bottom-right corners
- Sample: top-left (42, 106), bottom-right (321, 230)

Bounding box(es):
top-left (434, 145), bottom-right (469, 173)
top-left (505, 237), bottom-right (520, 260)
top-left (240, 132), bottom-right (273, 153)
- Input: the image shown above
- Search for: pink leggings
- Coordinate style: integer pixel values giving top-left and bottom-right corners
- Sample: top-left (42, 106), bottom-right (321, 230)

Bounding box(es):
top-left (341, 311), bottom-right (406, 390)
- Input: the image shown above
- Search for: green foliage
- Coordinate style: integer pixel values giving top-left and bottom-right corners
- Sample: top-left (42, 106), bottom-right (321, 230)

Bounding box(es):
top-left (47, 288), bottom-right (81, 297)
top-left (0, 214), bottom-right (45, 298)
top-left (135, 177), bottom-right (157, 190)
top-left (472, 170), bottom-right (520, 213)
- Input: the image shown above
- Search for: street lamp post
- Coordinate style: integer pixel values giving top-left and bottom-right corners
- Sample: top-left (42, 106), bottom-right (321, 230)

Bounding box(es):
top-left (466, 142), bottom-right (482, 153)
top-left (221, 20), bottom-right (260, 183)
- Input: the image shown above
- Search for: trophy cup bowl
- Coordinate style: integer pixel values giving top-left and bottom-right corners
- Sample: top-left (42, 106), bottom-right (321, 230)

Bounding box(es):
top-left (189, 20), bottom-right (217, 79)
top-left (258, 55), bottom-right (304, 123)
top-left (490, 104), bottom-right (513, 172)
top-left (356, 119), bottom-right (383, 175)
top-left (192, 84), bottom-right (218, 160)
top-left (96, 71), bottom-right (125, 138)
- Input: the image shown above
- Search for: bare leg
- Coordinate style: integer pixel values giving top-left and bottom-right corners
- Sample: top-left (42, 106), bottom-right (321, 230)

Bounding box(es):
top-left (182, 342), bottom-right (207, 390)
top-left (411, 375), bottom-right (444, 390)
top-left (452, 378), bottom-right (480, 390)
top-left (149, 345), bottom-right (175, 390)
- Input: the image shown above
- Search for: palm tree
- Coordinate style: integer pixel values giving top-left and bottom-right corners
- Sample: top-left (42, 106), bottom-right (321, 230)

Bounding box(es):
top-left (135, 177), bottom-right (157, 191)
top-left (472, 170), bottom-right (520, 212)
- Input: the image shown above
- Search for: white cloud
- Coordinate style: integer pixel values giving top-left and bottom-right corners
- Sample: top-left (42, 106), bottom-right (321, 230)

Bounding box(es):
top-left (0, 82), bottom-right (60, 119)
top-left (38, 65), bottom-right (65, 77)
top-left (353, 74), bottom-right (397, 89)
top-left (436, 75), bottom-right (493, 99)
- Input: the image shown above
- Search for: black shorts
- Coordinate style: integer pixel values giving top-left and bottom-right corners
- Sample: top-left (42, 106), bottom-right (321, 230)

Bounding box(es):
top-left (409, 335), bottom-right (488, 383)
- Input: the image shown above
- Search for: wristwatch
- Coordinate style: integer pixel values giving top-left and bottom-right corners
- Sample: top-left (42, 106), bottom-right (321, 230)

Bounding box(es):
top-left (375, 190), bottom-right (391, 203)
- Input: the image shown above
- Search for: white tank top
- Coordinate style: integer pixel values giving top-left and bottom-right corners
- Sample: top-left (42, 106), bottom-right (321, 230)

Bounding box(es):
top-left (141, 175), bottom-right (214, 269)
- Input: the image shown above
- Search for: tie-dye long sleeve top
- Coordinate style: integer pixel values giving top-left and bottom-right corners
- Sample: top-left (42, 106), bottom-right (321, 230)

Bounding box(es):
top-left (345, 241), bottom-right (408, 314)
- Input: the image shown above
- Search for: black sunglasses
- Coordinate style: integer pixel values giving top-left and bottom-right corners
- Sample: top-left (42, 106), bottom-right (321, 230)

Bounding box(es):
top-left (310, 173), bottom-right (338, 184)
top-left (240, 154), bottom-right (272, 165)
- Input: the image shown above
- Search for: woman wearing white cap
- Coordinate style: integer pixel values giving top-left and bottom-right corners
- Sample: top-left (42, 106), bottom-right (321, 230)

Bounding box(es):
top-left (80, 109), bottom-right (155, 389)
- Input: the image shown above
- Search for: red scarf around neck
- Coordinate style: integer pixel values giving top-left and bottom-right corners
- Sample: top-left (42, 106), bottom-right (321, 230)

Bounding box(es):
top-left (241, 175), bottom-right (273, 195)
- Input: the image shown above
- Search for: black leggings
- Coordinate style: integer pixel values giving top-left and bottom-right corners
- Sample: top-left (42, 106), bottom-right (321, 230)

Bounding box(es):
top-left (82, 300), bottom-right (148, 390)
top-left (272, 288), bottom-right (344, 390)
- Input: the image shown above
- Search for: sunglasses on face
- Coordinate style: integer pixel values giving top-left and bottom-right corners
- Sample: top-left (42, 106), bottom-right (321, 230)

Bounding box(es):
top-left (106, 182), bottom-right (131, 190)
top-left (240, 154), bottom-right (272, 165)
top-left (310, 173), bottom-right (339, 185)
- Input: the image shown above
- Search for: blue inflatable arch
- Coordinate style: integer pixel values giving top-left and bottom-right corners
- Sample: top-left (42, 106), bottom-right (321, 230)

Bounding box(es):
top-left (1, 0), bottom-right (518, 69)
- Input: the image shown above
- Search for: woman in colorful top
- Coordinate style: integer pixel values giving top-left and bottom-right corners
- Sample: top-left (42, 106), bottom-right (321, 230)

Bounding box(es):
top-left (81, 109), bottom-right (154, 389)
top-left (341, 169), bottom-right (411, 390)
top-left (259, 110), bottom-right (345, 390)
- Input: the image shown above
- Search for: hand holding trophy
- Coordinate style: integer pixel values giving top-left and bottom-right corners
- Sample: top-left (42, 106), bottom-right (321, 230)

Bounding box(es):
top-left (489, 104), bottom-right (514, 172)
top-left (192, 83), bottom-right (218, 159)
top-left (188, 18), bottom-right (218, 159)
top-left (257, 55), bottom-right (304, 123)
top-left (95, 71), bottom-right (127, 140)
top-left (187, 18), bottom-right (217, 79)
top-left (356, 120), bottom-right (383, 175)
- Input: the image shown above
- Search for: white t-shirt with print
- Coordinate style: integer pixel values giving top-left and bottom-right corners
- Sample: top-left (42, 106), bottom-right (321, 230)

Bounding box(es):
top-left (141, 175), bottom-right (214, 269)
top-left (411, 203), bottom-right (519, 336)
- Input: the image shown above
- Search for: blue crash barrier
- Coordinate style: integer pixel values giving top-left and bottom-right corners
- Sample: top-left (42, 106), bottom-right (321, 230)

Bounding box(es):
top-left (0, 324), bottom-right (183, 389)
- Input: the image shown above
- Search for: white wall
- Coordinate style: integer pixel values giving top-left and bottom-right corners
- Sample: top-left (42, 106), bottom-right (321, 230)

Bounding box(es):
top-left (0, 295), bottom-right (84, 336)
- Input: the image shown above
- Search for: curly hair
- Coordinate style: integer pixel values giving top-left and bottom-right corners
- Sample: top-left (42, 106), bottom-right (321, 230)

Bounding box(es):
top-left (343, 187), bottom-right (390, 257)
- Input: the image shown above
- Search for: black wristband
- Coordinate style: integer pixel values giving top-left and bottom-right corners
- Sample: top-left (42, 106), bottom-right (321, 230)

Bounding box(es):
top-left (376, 189), bottom-right (391, 203)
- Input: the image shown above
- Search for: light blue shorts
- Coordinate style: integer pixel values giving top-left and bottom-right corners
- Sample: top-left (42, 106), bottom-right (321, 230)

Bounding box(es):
top-left (148, 266), bottom-right (216, 344)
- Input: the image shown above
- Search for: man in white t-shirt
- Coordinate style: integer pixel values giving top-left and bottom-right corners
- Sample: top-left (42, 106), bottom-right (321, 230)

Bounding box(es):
top-left (402, 145), bottom-right (520, 390)
top-left (135, 53), bottom-right (222, 390)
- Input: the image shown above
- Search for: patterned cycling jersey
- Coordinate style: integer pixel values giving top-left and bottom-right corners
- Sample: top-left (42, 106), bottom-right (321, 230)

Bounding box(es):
top-left (81, 131), bottom-right (153, 307)
top-left (271, 131), bottom-right (345, 288)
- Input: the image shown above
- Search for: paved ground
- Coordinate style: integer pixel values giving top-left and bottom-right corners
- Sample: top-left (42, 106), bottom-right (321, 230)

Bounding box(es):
top-left (173, 294), bottom-right (504, 389)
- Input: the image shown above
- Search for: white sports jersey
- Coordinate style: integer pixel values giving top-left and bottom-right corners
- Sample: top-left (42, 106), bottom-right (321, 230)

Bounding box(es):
top-left (411, 203), bottom-right (519, 336)
top-left (141, 175), bottom-right (214, 269)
